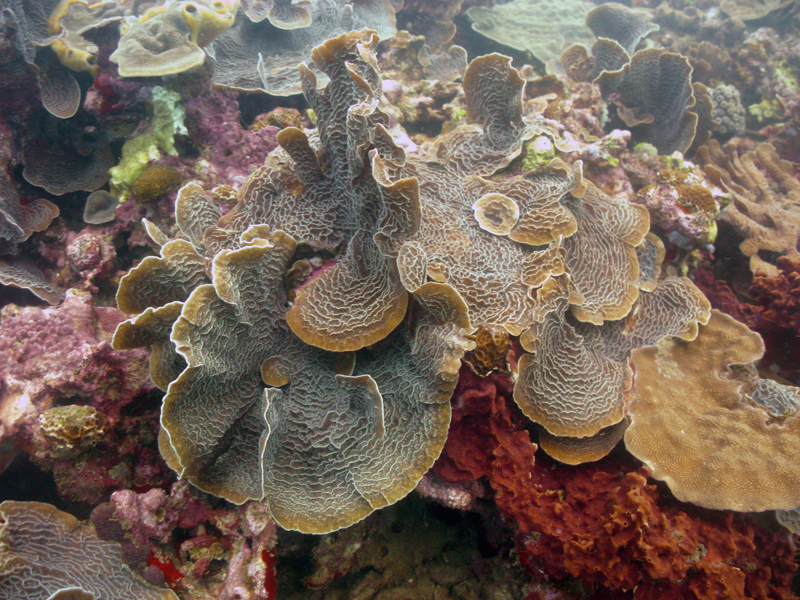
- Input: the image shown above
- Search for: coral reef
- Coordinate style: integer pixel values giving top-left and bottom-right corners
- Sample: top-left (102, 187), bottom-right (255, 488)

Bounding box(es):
top-left (466, 0), bottom-right (595, 68)
top-left (698, 140), bottom-right (800, 276)
top-left (0, 291), bottom-right (167, 502)
top-left (626, 310), bottom-right (800, 512)
top-left (2, 0), bottom-right (800, 597)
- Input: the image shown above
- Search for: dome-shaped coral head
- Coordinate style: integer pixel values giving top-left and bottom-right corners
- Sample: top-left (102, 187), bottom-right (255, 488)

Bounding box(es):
top-left (112, 0), bottom-right (239, 77)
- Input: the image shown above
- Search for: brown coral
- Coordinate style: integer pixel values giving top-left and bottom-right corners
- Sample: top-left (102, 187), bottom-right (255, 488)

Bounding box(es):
top-left (208, 0), bottom-right (397, 95)
top-left (132, 164), bottom-right (183, 202)
top-left (110, 0), bottom-right (237, 77)
top-left (0, 164), bottom-right (61, 302)
top-left (597, 48), bottom-right (698, 154)
top-left (0, 501), bottom-right (176, 600)
top-left (160, 226), bottom-right (473, 532)
top-left (584, 2), bottom-right (658, 55)
top-left (113, 31), bottom-right (477, 533)
top-left (625, 310), bottom-right (800, 512)
top-left (516, 275), bottom-right (710, 442)
top-left (697, 140), bottom-right (800, 276)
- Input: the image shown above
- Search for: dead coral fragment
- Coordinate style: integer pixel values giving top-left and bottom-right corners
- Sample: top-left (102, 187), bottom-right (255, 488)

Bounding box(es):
top-left (0, 501), bottom-right (176, 600)
top-left (161, 227), bottom-right (473, 532)
top-left (625, 310), bottom-right (800, 512)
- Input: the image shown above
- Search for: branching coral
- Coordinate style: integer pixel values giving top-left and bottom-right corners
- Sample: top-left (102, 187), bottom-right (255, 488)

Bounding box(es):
top-left (698, 139), bottom-right (800, 276)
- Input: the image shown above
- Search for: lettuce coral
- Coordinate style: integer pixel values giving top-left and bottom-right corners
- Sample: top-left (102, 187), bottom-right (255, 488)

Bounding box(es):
top-left (0, 501), bottom-right (177, 600)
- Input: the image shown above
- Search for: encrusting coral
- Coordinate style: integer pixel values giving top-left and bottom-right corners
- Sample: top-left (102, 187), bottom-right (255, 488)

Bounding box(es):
top-left (625, 309), bottom-right (800, 512)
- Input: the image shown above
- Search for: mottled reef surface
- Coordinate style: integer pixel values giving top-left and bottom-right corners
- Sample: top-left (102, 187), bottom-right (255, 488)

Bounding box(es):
top-left (2, 0), bottom-right (800, 599)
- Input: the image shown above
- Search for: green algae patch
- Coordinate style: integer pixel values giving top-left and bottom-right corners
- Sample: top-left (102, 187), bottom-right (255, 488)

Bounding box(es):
top-left (109, 87), bottom-right (188, 201)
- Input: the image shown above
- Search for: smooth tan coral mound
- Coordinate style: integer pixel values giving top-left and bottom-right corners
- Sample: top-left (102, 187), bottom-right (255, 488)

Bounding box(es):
top-left (625, 310), bottom-right (800, 512)
top-left (0, 501), bottom-right (176, 600)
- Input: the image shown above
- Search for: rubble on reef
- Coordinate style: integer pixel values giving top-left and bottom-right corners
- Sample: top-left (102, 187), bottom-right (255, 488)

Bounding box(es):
top-left (1, 0), bottom-right (800, 598)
